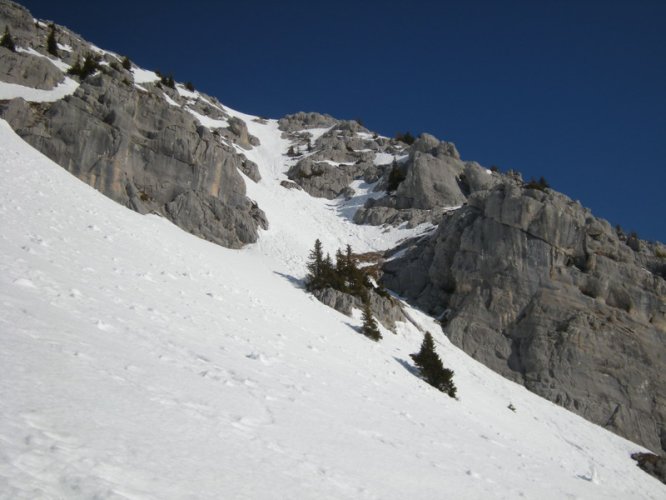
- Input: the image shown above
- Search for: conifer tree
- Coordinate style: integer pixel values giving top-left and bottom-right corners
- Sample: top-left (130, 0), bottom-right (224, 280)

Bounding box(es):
top-left (410, 332), bottom-right (457, 398)
top-left (322, 253), bottom-right (335, 288)
top-left (1, 26), bottom-right (16, 52)
top-left (334, 248), bottom-right (348, 291)
top-left (360, 299), bottom-right (381, 341)
top-left (386, 159), bottom-right (406, 193)
top-left (46, 24), bottom-right (58, 57)
top-left (305, 239), bottom-right (324, 291)
top-left (67, 53), bottom-right (101, 79)
top-left (121, 56), bottom-right (132, 70)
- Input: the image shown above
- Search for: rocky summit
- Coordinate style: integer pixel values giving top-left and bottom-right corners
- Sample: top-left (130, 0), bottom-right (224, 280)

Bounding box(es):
top-left (0, 0), bottom-right (664, 461)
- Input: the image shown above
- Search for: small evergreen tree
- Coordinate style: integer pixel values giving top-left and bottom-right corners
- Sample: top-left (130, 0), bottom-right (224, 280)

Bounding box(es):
top-left (410, 332), bottom-right (457, 398)
top-left (46, 24), bottom-right (58, 57)
top-left (67, 53), bottom-right (101, 79)
top-left (160, 74), bottom-right (175, 88)
top-left (67, 57), bottom-right (82, 75)
top-left (305, 239), bottom-right (332, 291)
top-left (360, 299), bottom-right (381, 341)
top-left (185, 81), bottom-right (195, 92)
top-left (121, 55), bottom-right (131, 70)
top-left (386, 159), bottom-right (406, 193)
top-left (524, 176), bottom-right (550, 191)
top-left (395, 131), bottom-right (415, 145)
top-left (1, 26), bottom-right (16, 52)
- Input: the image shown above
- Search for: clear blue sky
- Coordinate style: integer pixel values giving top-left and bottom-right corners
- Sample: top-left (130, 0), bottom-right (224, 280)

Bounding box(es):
top-left (20, 0), bottom-right (666, 242)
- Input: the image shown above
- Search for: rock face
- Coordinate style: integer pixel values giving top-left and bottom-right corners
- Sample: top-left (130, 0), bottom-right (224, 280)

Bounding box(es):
top-left (383, 177), bottom-right (666, 453)
top-left (354, 133), bottom-right (468, 227)
top-left (0, 0), bottom-right (266, 248)
top-left (312, 287), bottom-right (408, 331)
top-left (281, 116), bottom-right (401, 200)
top-left (0, 47), bottom-right (64, 89)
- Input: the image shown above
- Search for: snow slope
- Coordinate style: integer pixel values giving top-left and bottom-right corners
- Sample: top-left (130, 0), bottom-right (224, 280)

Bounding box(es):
top-left (0, 117), bottom-right (663, 499)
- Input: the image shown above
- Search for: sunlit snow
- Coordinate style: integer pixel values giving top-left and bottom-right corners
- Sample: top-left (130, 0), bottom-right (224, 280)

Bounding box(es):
top-left (0, 104), bottom-right (662, 500)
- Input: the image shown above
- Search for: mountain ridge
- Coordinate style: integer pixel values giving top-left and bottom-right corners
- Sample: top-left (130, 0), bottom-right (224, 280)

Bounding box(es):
top-left (0, 0), bottom-right (664, 483)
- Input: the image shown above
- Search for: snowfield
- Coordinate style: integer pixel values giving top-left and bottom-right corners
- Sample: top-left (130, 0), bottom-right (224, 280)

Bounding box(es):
top-left (0, 116), bottom-right (663, 499)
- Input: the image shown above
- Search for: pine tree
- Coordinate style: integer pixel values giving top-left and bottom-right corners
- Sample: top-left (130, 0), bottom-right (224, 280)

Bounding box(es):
top-left (46, 24), bottom-right (58, 57)
top-left (410, 332), bottom-right (457, 398)
top-left (160, 74), bottom-right (175, 89)
top-left (321, 253), bottom-right (335, 288)
top-left (360, 299), bottom-right (381, 341)
top-left (386, 159), bottom-right (406, 193)
top-left (305, 239), bottom-right (329, 291)
top-left (334, 248), bottom-right (348, 291)
top-left (1, 26), bottom-right (16, 52)
top-left (67, 53), bottom-right (101, 79)
top-left (121, 56), bottom-right (131, 70)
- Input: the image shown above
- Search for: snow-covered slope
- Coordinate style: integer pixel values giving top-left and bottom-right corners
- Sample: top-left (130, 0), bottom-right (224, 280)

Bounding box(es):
top-left (0, 117), bottom-right (663, 499)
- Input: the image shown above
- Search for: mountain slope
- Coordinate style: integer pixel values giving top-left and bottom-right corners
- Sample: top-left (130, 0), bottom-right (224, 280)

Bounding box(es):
top-left (1, 118), bottom-right (664, 498)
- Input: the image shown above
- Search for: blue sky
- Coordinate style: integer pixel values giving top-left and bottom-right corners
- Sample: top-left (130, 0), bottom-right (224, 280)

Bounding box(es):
top-left (21, 0), bottom-right (666, 242)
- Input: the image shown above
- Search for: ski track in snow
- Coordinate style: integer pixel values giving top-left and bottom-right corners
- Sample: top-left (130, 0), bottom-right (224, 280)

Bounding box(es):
top-left (0, 110), bottom-right (663, 500)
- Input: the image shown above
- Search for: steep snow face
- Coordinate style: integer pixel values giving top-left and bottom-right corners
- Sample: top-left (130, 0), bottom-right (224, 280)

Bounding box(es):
top-left (0, 114), bottom-right (663, 500)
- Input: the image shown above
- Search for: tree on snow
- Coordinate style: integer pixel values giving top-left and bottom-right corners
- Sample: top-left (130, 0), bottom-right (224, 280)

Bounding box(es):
top-left (305, 239), bottom-right (333, 291)
top-left (46, 24), bottom-right (58, 57)
top-left (410, 332), bottom-right (457, 398)
top-left (361, 299), bottom-right (381, 341)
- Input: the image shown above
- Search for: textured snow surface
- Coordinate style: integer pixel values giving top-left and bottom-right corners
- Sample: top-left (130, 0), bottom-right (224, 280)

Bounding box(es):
top-left (0, 77), bottom-right (78, 103)
top-left (131, 67), bottom-right (159, 84)
top-left (0, 117), bottom-right (663, 499)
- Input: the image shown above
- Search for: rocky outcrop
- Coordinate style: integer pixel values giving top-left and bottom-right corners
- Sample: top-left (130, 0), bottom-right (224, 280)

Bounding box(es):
top-left (632, 452), bottom-right (666, 485)
top-left (0, 47), bottom-right (64, 89)
top-left (382, 177), bottom-right (666, 453)
top-left (278, 111), bottom-right (337, 132)
top-left (354, 134), bottom-right (468, 226)
top-left (0, 1), bottom-right (267, 248)
top-left (283, 119), bottom-right (398, 200)
top-left (312, 287), bottom-right (408, 331)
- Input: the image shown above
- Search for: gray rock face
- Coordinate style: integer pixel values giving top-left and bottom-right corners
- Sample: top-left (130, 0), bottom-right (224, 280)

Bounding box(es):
top-left (383, 178), bottom-right (666, 453)
top-left (0, 1), bottom-right (36, 41)
top-left (410, 132), bottom-right (460, 160)
top-left (355, 135), bottom-right (467, 226)
top-left (278, 111), bottom-right (337, 132)
top-left (0, 2), bottom-right (267, 248)
top-left (393, 152), bottom-right (466, 209)
top-left (283, 120), bottom-right (397, 200)
top-left (0, 47), bottom-right (64, 89)
top-left (312, 287), bottom-right (408, 331)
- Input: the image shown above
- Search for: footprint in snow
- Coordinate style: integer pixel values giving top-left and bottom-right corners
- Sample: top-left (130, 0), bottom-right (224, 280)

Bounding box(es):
top-left (13, 278), bottom-right (36, 288)
top-left (246, 352), bottom-right (272, 365)
top-left (95, 320), bottom-right (113, 331)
